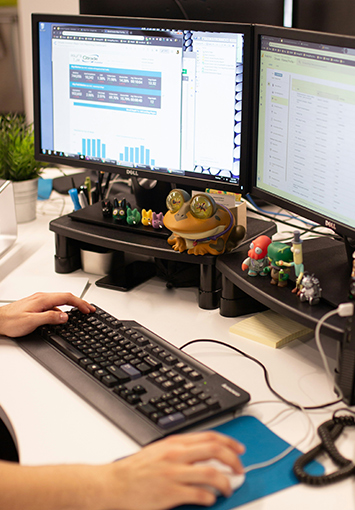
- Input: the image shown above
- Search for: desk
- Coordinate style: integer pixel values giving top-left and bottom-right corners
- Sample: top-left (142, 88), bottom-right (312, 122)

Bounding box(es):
top-left (0, 187), bottom-right (354, 509)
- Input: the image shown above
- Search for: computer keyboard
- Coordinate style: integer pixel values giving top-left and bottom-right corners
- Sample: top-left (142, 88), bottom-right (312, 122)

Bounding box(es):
top-left (17, 305), bottom-right (250, 445)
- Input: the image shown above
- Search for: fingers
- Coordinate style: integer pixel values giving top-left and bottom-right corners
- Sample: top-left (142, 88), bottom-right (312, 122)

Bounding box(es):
top-left (163, 431), bottom-right (245, 474)
top-left (30, 292), bottom-right (95, 314)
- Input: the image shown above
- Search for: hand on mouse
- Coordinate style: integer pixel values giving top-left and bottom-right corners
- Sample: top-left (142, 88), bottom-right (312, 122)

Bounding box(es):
top-left (102, 430), bottom-right (245, 510)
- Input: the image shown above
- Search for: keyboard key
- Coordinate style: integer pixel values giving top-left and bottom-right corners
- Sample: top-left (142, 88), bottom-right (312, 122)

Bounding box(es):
top-left (158, 412), bottom-right (186, 429)
top-left (120, 363), bottom-right (141, 379)
top-left (183, 403), bottom-right (208, 418)
top-left (137, 402), bottom-right (157, 418)
top-left (107, 365), bottom-right (130, 383)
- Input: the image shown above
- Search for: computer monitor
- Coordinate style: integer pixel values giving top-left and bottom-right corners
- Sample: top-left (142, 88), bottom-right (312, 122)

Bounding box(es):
top-left (79, 0), bottom-right (286, 26)
top-left (252, 25), bottom-right (355, 259)
top-left (32, 14), bottom-right (252, 202)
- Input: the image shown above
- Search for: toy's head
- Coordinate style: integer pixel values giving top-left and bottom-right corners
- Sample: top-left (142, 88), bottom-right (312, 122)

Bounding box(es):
top-left (267, 242), bottom-right (293, 265)
top-left (163, 189), bottom-right (233, 241)
top-left (248, 235), bottom-right (271, 260)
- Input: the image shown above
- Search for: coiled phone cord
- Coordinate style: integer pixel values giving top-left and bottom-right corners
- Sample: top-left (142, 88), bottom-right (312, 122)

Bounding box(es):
top-left (293, 415), bottom-right (355, 485)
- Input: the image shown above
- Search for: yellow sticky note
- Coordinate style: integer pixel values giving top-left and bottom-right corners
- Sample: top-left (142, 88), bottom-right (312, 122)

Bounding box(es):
top-left (229, 310), bottom-right (313, 348)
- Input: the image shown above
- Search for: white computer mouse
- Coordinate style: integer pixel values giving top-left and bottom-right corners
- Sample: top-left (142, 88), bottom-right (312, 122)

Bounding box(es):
top-left (196, 459), bottom-right (246, 496)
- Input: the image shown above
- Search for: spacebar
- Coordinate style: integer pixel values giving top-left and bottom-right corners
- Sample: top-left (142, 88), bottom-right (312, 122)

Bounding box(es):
top-left (47, 335), bottom-right (83, 363)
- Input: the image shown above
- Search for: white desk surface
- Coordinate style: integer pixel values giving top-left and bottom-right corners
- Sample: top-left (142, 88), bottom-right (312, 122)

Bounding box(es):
top-left (0, 182), bottom-right (354, 509)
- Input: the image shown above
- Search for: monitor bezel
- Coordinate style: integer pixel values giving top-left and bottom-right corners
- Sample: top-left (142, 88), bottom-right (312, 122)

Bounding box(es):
top-left (251, 24), bottom-right (355, 239)
top-left (32, 13), bottom-right (252, 194)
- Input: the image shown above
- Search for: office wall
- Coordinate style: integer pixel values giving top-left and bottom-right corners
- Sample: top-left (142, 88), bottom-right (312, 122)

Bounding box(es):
top-left (17, 0), bottom-right (79, 123)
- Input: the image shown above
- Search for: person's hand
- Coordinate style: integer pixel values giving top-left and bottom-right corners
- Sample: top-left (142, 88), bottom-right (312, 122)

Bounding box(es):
top-left (100, 430), bottom-right (245, 510)
top-left (0, 292), bottom-right (95, 337)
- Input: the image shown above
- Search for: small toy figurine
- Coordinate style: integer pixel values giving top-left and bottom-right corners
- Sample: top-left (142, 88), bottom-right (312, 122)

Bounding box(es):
top-left (241, 235), bottom-right (271, 276)
top-left (299, 272), bottom-right (322, 305)
top-left (265, 241), bottom-right (293, 287)
top-left (141, 209), bottom-right (153, 226)
top-left (101, 199), bottom-right (113, 218)
top-left (126, 207), bottom-right (141, 225)
top-left (277, 230), bottom-right (304, 293)
top-left (163, 189), bottom-right (245, 256)
top-left (152, 211), bottom-right (164, 229)
top-left (112, 198), bottom-right (127, 222)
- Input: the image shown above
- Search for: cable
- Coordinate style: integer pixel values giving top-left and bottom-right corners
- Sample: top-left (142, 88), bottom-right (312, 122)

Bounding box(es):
top-left (246, 194), bottom-right (317, 226)
top-left (179, 339), bottom-right (341, 410)
top-left (314, 302), bottom-right (354, 402)
top-left (245, 195), bottom-right (342, 240)
top-left (172, 0), bottom-right (189, 19)
top-left (293, 415), bottom-right (355, 485)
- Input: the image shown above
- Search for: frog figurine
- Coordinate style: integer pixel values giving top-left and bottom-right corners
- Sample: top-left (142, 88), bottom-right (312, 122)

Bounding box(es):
top-left (163, 189), bottom-right (245, 256)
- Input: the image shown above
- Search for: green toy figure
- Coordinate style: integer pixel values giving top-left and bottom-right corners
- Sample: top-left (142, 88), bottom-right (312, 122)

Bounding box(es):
top-left (276, 230), bottom-right (304, 294)
top-left (265, 241), bottom-right (293, 287)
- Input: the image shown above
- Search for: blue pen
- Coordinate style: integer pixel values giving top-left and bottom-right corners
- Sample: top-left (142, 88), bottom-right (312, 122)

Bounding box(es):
top-left (69, 188), bottom-right (82, 211)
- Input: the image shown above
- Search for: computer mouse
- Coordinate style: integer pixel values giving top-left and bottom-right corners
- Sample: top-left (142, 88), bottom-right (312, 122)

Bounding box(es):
top-left (196, 459), bottom-right (246, 496)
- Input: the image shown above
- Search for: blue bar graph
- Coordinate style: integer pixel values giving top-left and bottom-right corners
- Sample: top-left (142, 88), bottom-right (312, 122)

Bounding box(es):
top-left (120, 144), bottom-right (155, 166)
top-left (81, 138), bottom-right (107, 159)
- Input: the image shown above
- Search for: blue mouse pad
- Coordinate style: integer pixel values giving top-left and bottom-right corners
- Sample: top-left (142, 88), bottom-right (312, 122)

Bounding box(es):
top-left (176, 415), bottom-right (324, 509)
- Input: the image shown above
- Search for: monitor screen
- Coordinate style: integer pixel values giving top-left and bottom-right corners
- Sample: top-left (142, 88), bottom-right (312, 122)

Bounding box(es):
top-left (32, 14), bottom-right (251, 193)
top-left (252, 25), bottom-right (355, 239)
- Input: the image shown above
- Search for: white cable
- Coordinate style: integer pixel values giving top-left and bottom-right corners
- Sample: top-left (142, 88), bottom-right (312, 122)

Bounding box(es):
top-left (314, 303), bottom-right (354, 402)
top-left (243, 403), bottom-right (314, 474)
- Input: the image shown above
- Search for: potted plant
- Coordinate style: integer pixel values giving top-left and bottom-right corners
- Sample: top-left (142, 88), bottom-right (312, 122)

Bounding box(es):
top-left (0, 113), bottom-right (44, 223)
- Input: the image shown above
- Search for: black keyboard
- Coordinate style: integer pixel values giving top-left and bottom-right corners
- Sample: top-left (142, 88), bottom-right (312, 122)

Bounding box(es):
top-left (17, 306), bottom-right (250, 445)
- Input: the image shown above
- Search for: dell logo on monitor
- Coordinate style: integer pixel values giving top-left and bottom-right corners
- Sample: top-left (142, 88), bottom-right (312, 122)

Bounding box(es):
top-left (126, 169), bottom-right (139, 177)
top-left (325, 219), bottom-right (336, 231)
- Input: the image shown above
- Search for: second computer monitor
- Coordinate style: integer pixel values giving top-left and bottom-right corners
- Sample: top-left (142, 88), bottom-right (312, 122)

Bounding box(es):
top-left (252, 25), bottom-right (355, 240)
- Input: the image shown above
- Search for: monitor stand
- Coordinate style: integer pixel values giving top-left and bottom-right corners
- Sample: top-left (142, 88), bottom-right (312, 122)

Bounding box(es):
top-left (49, 211), bottom-right (277, 310)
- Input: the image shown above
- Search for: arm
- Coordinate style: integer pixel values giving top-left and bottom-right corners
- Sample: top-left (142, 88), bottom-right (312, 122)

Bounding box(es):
top-left (0, 293), bottom-right (96, 337)
top-left (0, 431), bottom-right (245, 510)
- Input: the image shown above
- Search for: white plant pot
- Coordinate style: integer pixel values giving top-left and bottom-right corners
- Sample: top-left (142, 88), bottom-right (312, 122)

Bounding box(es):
top-left (12, 178), bottom-right (39, 223)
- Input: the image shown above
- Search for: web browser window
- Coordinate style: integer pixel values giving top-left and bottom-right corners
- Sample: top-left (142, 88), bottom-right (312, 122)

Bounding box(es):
top-left (38, 21), bottom-right (245, 184)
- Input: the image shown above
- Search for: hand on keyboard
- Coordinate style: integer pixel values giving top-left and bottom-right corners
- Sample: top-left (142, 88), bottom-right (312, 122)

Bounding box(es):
top-left (0, 292), bottom-right (95, 337)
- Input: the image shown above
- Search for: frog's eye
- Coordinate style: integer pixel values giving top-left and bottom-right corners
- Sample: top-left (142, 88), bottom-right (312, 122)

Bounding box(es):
top-left (190, 194), bottom-right (216, 219)
top-left (166, 189), bottom-right (190, 212)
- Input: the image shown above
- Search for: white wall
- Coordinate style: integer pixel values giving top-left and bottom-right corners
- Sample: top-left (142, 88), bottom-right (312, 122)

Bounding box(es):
top-left (17, 0), bottom-right (80, 123)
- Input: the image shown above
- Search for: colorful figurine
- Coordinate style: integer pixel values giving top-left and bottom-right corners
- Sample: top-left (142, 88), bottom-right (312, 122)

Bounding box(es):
top-left (126, 207), bottom-right (141, 225)
top-left (299, 272), bottom-right (322, 305)
top-left (112, 198), bottom-right (127, 222)
top-left (276, 230), bottom-right (304, 293)
top-left (265, 241), bottom-right (293, 287)
top-left (141, 209), bottom-right (153, 226)
top-left (163, 189), bottom-right (245, 256)
top-left (241, 235), bottom-right (271, 276)
top-left (152, 211), bottom-right (164, 229)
